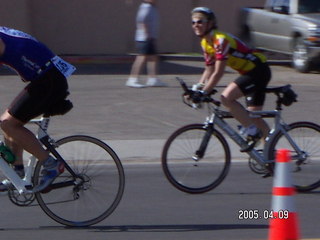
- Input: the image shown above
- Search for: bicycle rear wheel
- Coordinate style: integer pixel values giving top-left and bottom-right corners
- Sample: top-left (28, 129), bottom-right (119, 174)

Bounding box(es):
top-left (34, 135), bottom-right (125, 227)
top-left (268, 122), bottom-right (320, 192)
top-left (162, 124), bottom-right (231, 194)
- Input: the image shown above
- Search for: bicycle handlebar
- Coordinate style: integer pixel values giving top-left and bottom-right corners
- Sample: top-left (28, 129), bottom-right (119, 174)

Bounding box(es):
top-left (176, 77), bottom-right (298, 110)
top-left (176, 77), bottom-right (221, 106)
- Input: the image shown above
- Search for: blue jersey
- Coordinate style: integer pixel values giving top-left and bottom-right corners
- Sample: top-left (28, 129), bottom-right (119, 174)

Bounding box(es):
top-left (0, 27), bottom-right (55, 81)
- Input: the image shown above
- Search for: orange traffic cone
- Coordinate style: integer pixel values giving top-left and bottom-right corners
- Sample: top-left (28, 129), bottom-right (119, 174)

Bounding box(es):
top-left (268, 149), bottom-right (300, 240)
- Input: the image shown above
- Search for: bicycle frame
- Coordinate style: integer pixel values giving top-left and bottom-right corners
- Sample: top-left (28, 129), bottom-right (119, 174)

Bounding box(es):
top-left (0, 118), bottom-right (47, 194)
top-left (0, 117), bottom-right (76, 194)
top-left (205, 103), bottom-right (301, 167)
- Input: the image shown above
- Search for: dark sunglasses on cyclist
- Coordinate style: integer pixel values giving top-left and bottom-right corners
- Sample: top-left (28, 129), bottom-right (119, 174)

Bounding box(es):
top-left (192, 19), bottom-right (207, 25)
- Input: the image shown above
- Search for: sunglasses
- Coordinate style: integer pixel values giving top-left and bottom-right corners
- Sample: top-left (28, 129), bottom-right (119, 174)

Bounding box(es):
top-left (192, 20), bottom-right (207, 25)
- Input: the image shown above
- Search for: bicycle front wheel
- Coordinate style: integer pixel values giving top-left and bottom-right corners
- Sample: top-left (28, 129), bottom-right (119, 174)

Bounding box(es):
top-left (268, 122), bottom-right (320, 192)
top-left (34, 135), bottom-right (125, 227)
top-left (162, 124), bottom-right (231, 194)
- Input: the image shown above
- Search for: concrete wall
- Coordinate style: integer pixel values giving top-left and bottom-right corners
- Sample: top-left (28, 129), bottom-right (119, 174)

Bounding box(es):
top-left (0, 0), bottom-right (264, 55)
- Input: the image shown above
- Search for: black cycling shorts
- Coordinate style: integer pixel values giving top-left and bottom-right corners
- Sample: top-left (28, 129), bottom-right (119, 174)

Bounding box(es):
top-left (234, 63), bottom-right (271, 106)
top-left (8, 67), bottom-right (69, 123)
top-left (136, 39), bottom-right (157, 55)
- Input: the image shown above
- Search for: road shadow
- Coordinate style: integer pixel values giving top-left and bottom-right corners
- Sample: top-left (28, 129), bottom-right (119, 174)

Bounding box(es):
top-left (70, 61), bottom-right (204, 75)
top-left (0, 60), bottom-right (203, 76)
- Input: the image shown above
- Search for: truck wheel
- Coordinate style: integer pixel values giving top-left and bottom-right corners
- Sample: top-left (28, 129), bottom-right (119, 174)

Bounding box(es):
top-left (292, 37), bottom-right (311, 73)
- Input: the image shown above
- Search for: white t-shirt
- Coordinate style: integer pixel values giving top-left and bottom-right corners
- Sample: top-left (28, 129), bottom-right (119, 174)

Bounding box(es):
top-left (135, 3), bottom-right (159, 41)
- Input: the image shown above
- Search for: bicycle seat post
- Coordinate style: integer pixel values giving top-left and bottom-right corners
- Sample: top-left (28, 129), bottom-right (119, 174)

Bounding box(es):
top-left (35, 117), bottom-right (50, 140)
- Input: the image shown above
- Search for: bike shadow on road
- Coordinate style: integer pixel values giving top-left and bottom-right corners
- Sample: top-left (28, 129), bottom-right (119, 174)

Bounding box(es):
top-left (0, 223), bottom-right (268, 232)
top-left (67, 223), bottom-right (268, 232)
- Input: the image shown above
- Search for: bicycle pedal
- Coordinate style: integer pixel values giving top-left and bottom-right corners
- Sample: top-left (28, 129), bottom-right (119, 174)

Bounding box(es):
top-left (240, 137), bottom-right (261, 152)
top-left (262, 163), bottom-right (274, 178)
top-left (262, 172), bottom-right (272, 178)
top-left (240, 142), bottom-right (255, 152)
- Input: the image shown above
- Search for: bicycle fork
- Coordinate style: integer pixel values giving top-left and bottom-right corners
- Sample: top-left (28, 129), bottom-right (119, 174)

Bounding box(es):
top-left (192, 124), bottom-right (214, 162)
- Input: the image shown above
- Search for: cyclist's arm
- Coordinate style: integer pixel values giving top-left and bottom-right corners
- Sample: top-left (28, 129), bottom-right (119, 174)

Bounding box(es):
top-left (203, 60), bottom-right (227, 93)
top-left (199, 65), bottom-right (214, 85)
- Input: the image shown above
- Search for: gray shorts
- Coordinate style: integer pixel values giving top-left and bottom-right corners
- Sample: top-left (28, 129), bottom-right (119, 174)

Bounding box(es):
top-left (136, 39), bottom-right (157, 55)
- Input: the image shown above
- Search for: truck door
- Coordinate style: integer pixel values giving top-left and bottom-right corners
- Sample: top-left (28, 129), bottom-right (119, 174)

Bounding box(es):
top-left (265, 0), bottom-right (292, 53)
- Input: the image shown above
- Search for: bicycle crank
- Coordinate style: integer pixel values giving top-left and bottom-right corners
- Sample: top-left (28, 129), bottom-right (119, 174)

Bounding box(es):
top-left (248, 157), bottom-right (269, 175)
top-left (8, 187), bottom-right (35, 206)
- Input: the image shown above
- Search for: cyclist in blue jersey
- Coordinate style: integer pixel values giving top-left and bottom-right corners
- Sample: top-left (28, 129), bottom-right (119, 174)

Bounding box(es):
top-left (0, 27), bottom-right (75, 192)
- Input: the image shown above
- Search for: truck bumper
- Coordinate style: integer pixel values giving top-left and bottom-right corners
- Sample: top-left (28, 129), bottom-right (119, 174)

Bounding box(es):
top-left (305, 38), bottom-right (320, 61)
top-left (308, 46), bottom-right (320, 61)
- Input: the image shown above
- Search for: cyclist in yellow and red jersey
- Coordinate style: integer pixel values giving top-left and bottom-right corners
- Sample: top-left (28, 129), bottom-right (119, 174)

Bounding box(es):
top-left (201, 31), bottom-right (267, 74)
top-left (191, 7), bottom-right (272, 151)
top-left (191, 7), bottom-right (271, 151)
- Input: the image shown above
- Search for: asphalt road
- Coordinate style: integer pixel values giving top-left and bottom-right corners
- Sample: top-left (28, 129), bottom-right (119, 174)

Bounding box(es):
top-left (0, 58), bottom-right (319, 240)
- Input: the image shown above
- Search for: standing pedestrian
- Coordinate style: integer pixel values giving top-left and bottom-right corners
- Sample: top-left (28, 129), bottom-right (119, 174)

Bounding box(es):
top-left (126, 0), bottom-right (166, 88)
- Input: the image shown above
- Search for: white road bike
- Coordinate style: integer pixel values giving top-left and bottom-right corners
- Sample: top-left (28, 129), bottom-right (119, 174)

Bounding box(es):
top-left (0, 117), bottom-right (125, 227)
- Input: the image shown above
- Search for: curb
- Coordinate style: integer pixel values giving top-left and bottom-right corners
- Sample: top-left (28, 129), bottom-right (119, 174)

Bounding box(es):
top-left (61, 54), bottom-right (291, 65)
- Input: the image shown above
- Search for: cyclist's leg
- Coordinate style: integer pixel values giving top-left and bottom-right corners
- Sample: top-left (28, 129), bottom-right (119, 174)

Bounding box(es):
top-left (4, 138), bottom-right (24, 166)
top-left (0, 110), bottom-right (49, 162)
top-left (1, 68), bottom-right (68, 164)
top-left (0, 127), bottom-right (25, 191)
top-left (1, 124), bottom-right (24, 170)
top-left (247, 105), bottom-right (270, 139)
top-left (221, 82), bottom-right (255, 128)
top-left (244, 63), bottom-right (272, 139)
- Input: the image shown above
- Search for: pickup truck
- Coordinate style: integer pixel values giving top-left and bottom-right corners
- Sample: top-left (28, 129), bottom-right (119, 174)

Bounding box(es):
top-left (239, 0), bottom-right (320, 73)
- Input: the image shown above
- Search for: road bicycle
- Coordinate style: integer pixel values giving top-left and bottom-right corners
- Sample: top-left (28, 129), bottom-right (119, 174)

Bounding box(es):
top-left (161, 77), bottom-right (320, 194)
top-left (0, 117), bottom-right (125, 227)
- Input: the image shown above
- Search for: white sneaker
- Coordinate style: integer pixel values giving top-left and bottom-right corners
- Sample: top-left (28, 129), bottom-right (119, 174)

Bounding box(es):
top-left (126, 78), bottom-right (146, 88)
top-left (146, 78), bottom-right (167, 87)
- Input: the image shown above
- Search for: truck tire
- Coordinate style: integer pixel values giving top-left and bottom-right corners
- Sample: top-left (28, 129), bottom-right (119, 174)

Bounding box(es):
top-left (292, 37), bottom-right (312, 73)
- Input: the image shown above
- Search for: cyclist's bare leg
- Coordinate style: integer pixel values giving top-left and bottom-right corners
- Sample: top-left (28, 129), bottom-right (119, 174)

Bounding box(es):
top-left (247, 105), bottom-right (270, 139)
top-left (0, 110), bottom-right (49, 163)
top-left (4, 136), bottom-right (24, 165)
top-left (221, 82), bottom-right (255, 127)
